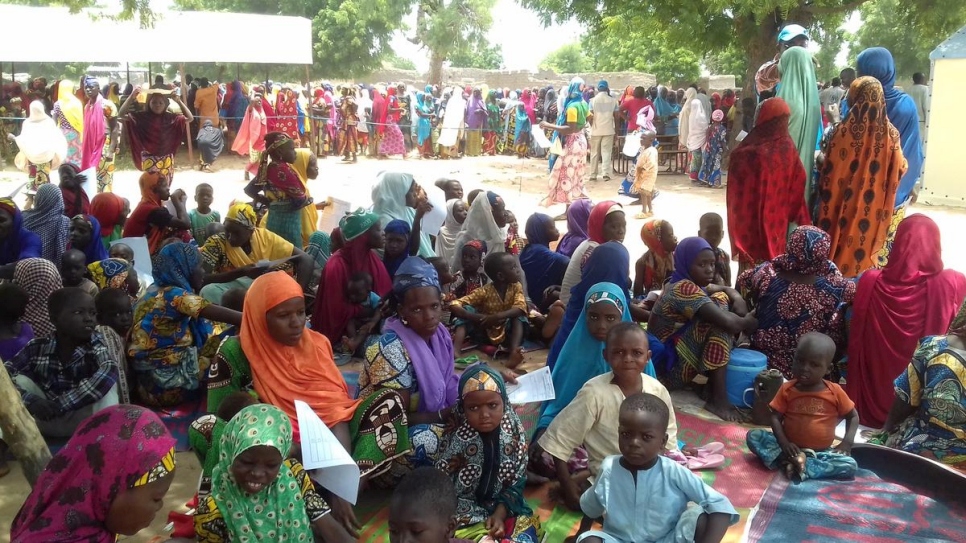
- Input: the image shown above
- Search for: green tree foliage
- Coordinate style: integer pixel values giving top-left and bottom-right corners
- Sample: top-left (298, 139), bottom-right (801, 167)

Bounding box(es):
top-left (582, 23), bottom-right (700, 84)
top-left (520, 0), bottom-right (879, 93)
top-left (811, 19), bottom-right (847, 82)
top-left (410, 0), bottom-right (496, 83)
top-left (704, 45), bottom-right (750, 86)
top-left (449, 42), bottom-right (503, 69)
top-left (539, 43), bottom-right (591, 73)
top-left (852, 0), bottom-right (966, 78)
top-left (1, 0), bottom-right (155, 25)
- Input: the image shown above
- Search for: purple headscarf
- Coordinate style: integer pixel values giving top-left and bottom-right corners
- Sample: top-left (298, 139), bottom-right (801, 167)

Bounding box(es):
top-left (556, 198), bottom-right (592, 257)
top-left (670, 237), bottom-right (712, 284)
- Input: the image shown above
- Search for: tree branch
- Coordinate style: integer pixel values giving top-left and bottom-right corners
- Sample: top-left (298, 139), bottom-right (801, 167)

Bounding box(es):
top-left (802, 0), bottom-right (871, 16)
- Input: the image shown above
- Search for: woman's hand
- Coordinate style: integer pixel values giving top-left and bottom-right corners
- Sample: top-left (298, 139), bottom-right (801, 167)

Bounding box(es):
top-left (485, 505), bottom-right (508, 539)
top-left (414, 198), bottom-right (433, 218)
top-left (499, 368), bottom-right (519, 385)
top-left (328, 495), bottom-right (362, 538)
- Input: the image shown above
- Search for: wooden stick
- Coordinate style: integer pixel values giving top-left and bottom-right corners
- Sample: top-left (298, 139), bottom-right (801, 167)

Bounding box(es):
top-left (180, 63), bottom-right (194, 164)
top-left (305, 65), bottom-right (313, 152)
top-left (0, 364), bottom-right (51, 486)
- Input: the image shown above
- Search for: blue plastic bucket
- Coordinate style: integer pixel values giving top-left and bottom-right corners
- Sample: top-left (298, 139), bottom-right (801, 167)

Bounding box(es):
top-left (727, 348), bottom-right (767, 407)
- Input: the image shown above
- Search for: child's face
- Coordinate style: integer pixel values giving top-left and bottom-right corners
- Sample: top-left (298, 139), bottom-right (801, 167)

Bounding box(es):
top-left (461, 248), bottom-right (481, 274)
top-left (388, 501), bottom-right (455, 543)
top-left (497, 257), bottom-right (521, 284)
top-left (195, 186), bottom-right (214, 209)
top-left (230, 444), bottom-right (283, 495)
top-left (506, 211), bottom-right (518, 231)
top-left (792, 349), bottom-right (831, 388)
top-left (99, 299), bottom-right (134, 333)
top-left (445, 181), bottom-right (463, 201)
top-left (69, 218), bottom-right (93, 249)
top-left (618, 409), bottom-right (668, 469)
top-left (688, 249), bottom-right (716, 287)
top-left (104, 473), bottom-right (173, 536)
top-left (585, 300), bottom-right (623, 342)
top-left (385, 233), bottom-right (409, 259)
top-left (660, 223), bottom-right (678, 253)
top-left (462, 390), bottom-right (504, 434)
top-left (346, 281), bottom-right (371, 305)
top-left (453, 201), bottom-right (468, 225)
top-left (699, 221), bottom-right (724, 249)
top-left (604, 330), bottom-right (651, 382)
top-left (60, 254), bottom-right (87, 286)
top-left (545, 221), bottom-right (561, 243)
top-left (55, 295), bottom-right (97, 342)
top-left (640, 134), bottom-right (655, 148)
top-left (603, 212), bottom-right (626, 243)
top-left (110, 244), bottom-right (135, 263)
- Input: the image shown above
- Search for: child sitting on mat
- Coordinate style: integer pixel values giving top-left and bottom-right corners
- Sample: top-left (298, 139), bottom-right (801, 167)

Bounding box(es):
top-left (577, 393), bottom-right (738, 543)
top-left (389, 466), bottom-right (472, 543)
top-left (746, 332), bottom-right (859, 481)
top-left (450, 240), bottom-right (489, 299)
top-left (450, 252), bottom-right (527, 369)
top-left (342, 271), bottom-right (383, 355)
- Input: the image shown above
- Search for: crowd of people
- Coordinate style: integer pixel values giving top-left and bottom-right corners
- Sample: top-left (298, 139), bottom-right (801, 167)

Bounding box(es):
top-left (0, 22), bottom-right (963, 543)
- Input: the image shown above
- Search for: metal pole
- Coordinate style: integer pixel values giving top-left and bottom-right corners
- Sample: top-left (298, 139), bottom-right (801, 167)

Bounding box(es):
top-left (147, 62), bottom-right (152, 87)
top-left (126, 62), bottom-right (130, 85)
top-left (305, 64), bottom-right (313, 152)
top-left (180, 63), bottom-right (194, 164)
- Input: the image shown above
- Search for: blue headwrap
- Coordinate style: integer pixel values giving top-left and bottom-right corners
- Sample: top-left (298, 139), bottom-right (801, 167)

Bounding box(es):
top-left (549, 78), bottom-right (586, 171)
top-left (856, 47), bottom-right (924, 207)
top-left (71, 214), bottom-right (109, 265)
top-left (669, 237), bottom-right (712, 284)
top-left (383, 219), bottom-right (412, 278)
top-left (392, 256), bottom-right (440, 298)
top-left (150, 242), bottom-right (210, 349)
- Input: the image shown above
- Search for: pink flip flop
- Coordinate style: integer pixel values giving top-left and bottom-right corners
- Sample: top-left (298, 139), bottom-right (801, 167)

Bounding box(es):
top-left (685, 453), bottom-right (725, 470)
top-left (694, 442), bottom-right (725, 457)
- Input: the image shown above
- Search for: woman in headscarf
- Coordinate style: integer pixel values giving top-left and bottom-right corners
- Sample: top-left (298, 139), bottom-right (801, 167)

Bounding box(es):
top-left (558, 201), bottom-right (625, 307)
top-left (633, 219), bottom-right (677, 297)
top-left (58, 163), bottom-right (90, 217)
top-left (483, 90), bottom-right (501, 156)
top-left (122, 171), bottom-right (192, 255)
top-left (360, 257), bottom-right (460, 477)
top-left (438, 87), bottom-right (466, 159)
top-left (648, 237), bottom-right (757, 422)
top-left (546, 242), bottom-right (633, 377)
top-left (555, 198), bottom-right (591, 258)
top-left (520, 213), bottom-right (570, 309)
top-left (815, 77), bottom-right (905, 277)
top-left (414, 91), bottom-right (436, 159)
top-left (653, 86), bottom-right (675, 136)
top-left (677, 87), bottom-right (697, 152)
top-left (88, 257), bottom-right (138, 295)
top-left (231, 94), bottom-right (268, 179)
top-left (128, 242), bottom-right (241, 408)
top-left (856, 47), bottom-right (926, 267)
top-left (450, 190), bottom-right (509, 273)
top-left (10, 405), bottom-right (176, 543)
top-left (246, 132), bottom-right (311, 247)
top-left (382, 219), bottom-right (413, 278)
top-left (540, 78), bottom-right (590, 207)
top-left (436, 198), bottom-right (466, 267)
top-left (90, 192), bottom-right (129, 249)
top-left (51, 79), bottom-right (84, 168)
top-left (198, 202), bottom-right (312, 303)
top-left (499, 90), bottom-right (520, 154)
top-left (736, 226), bottom-right (856, 378)
top-left (312, 209), bottom-right (392, 343)
top-left (273, 87), bottom-right (300, 143)
top-left (436, 365), bottom-right (544, 543)
top-left (874, 298), bottom-right (966, 469)
top-left (727, 97), bottom-right (811, 274)
top-left (684, 91), bottom-right (709, 181)
top-left (195, 119), bottom-right (225, 172)
top-left (305, 230), bottom-right (332, 285)
top-left (68, 214), bottom-right (109, 264)
top-left (209, 271), bottom-right (411, 534)
top-left (193, 403), bottom-right (356, 543)
top-left (372, 171), bottom-right (435, 257)
top-left (12, 258), bottom-right (61, 336)
top-left (13, 100), bottom-right (67, 207)
top-left (776, 47), bottom-right (822, 206)
top-left (465, 88), bottom-right (487, 157)
top-left (847, 215), bottom-right (966, 428)
top-left (290, 148), bottom-right (321, 248)
top-left (22, 183), bottom-right (70, 263)
top-left (379, 86), bottom-right (408, 158)
top-left (81, 76), bottom-right (115, 182)
top-left (698, 109), bottom-right (728, 187)
top-left (542, 87), bottom-right (558, 143)
top-left (0, 198), bottom-right (42, 275)
top-left (512, 103), bottom-right (532, 158)
top-left (118, 86), bottom-right (194, 180)
top-left (223, 80), bottom-right (249, 135)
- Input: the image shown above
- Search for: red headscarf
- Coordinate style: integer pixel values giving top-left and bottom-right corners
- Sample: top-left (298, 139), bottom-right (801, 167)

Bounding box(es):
top-left (371, 89), bottom-right (387, 135)
top-left (587, 201), bottom-right (621, 244)
top-left (847, 214), bottom-right (966, 427)
top-left (90, 192), bottom-right (126, 237)
top-left (726, 97), bottom-right (810, 268)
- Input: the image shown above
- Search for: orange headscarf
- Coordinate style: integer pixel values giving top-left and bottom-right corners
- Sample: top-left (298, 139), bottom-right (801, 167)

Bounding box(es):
top-left (815, 77), bottom-right (906, 277)
top-left (241, 272), bottom-right (360, 434)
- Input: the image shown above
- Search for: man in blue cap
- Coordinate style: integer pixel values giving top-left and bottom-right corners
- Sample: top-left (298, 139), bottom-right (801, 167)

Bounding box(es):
top-left (755, 23), bottom-right (810, 100)
top-left (587, 80), bottom-right (619, 181)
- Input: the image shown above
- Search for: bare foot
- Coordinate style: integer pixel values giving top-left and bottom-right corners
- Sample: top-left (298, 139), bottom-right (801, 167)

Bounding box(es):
top-left (704, 401), bottom-right (747, 423)
top-left (341, 335), bottom-right (361, 354)
top-left (506, 347), bottom-right (524, 369)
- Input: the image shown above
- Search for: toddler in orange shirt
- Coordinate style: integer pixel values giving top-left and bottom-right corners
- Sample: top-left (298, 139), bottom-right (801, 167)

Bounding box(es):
top-left (746, 332), bottom-right (859, 481)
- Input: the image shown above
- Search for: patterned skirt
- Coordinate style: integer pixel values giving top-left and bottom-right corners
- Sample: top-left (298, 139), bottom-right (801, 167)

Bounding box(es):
top-left (265, 200), bottom-right (304, 248)
top-left (349, 388), bottom-right (412, 477)
top-left (540, 132), bottom-right (588, 206)
top-left (379, 123), bottom-right (406, 156)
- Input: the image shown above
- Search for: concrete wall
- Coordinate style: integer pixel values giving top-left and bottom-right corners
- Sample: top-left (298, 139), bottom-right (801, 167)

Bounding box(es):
top-left (358, 67), bottom-right (656, 92)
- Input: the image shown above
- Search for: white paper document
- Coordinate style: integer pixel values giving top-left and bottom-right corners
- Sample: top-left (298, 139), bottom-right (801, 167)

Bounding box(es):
top-left (317, 196), bottom-right (353, 234)
top-left (506, 366), bottom-right (556, 404)
top-left (736, 130), bottom-right (749, 142)
top-left (530, 125), bottom-right (552, 149)
top-left (295, 400), bottom-right (361, 504)
top-left (420, 186), bottom-right (448, 237)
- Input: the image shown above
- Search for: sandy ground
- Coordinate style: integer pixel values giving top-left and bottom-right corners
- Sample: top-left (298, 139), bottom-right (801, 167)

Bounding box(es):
top-left (2, 150), bottom-right (966, 541)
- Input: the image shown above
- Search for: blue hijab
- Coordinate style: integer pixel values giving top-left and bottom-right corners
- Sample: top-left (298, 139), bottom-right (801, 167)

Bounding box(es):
top-left (416, 92), bottom-right (433, 146)
top-left (150, 242), bottom-right (209, 350)
top-left (857, 47), bottom-right (924, 207)
top-left (513, 104), bottom-right (531, 144)
top-left (538, 281), bottom-right (657, 430)
top-left (0, 198), bottom-right (41, 265)
top-left (548, 78), bottom-right (585, 171)
top-left (72, 214), bottom-right (109, 265)
top-left (670, 237), bottom-right (712, 284)
top-left (520, 213), bottom-right (570, 307)
top-left (383, 219), bottom-right (412, 278)
top-left (546, 241), bottom-right (630, 372)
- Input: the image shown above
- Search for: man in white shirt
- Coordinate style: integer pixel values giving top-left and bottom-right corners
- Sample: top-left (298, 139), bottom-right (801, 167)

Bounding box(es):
top-left (819, 77), bottom-right (845, 124)
top-left (588, 80), bottom-right (619, 181)
top-left (908, 72), bottom-right (930, 142)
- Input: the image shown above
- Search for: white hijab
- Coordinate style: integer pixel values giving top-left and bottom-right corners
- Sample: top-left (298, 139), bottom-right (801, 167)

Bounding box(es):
top-left (435, 198), bottom-right (464, 267)
top-left (686, 98), bottom-right (709, 151)
top-left (678, 87), bottom-right (697, 148)
top-left (450, 192), bottom-right (505, 272)
top-left (15, 101), bottom-right (68, 170)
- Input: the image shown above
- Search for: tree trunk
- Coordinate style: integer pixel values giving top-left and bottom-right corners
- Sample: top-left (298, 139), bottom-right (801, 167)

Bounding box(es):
top-left (0, 364), bottom-right (51, 486)
top-left (737, 8), bottom-right (817, 98)
top-left (428, 48), bottom-right (445, 86)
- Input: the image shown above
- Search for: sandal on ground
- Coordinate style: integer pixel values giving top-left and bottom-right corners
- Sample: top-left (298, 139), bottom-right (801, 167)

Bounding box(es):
top-left (685, 453), bottom-right (725, 470)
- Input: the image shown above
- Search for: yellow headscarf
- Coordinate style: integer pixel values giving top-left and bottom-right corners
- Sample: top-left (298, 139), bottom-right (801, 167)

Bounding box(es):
top-left (57, 80), bottom-right (84, 134)
top-left (291, 148), bottom-right (318, 247)
top-left (226, 202), bottom-right (258, 229)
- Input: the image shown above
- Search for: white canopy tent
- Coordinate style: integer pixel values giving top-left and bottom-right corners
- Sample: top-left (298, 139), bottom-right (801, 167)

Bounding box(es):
top-left (0, 5), bottom-right (313, 64)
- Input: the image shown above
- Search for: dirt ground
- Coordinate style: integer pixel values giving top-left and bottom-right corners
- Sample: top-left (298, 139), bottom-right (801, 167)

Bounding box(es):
top-left (2, 149), bottom-right (966, 541)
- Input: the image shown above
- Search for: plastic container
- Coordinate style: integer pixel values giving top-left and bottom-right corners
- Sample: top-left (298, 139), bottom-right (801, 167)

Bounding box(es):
top-left (727, 348), bottom-right (768, 407)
